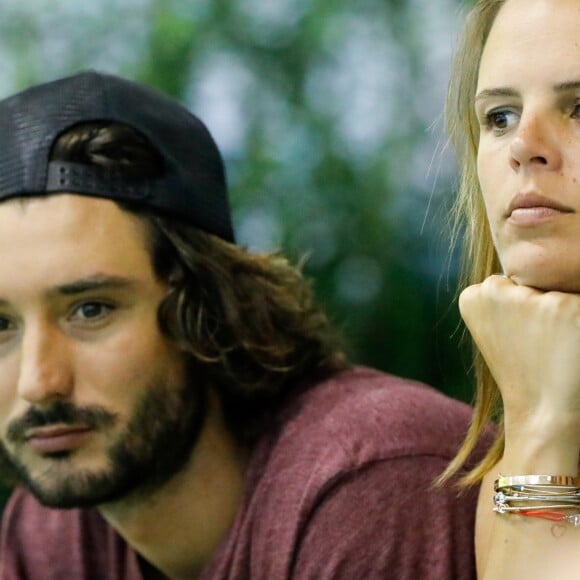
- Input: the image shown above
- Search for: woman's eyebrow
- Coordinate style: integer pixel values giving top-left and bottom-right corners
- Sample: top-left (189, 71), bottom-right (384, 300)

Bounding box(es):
top-left (475, 87), bottom-right (519, 103)
top-left (554, 80), bottom-right (580, 93)
top-left (476, 81), bottom-right (580, 102)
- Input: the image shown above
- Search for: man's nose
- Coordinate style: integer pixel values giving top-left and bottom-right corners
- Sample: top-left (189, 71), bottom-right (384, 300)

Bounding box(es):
top-left (17, 321), bottom-right (74, 404)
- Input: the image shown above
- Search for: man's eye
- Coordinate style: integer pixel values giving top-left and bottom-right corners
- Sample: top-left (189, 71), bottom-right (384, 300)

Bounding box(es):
top-left (71, 302), bottom-right (113, 322)
top-left (0, 317), bottom-right (14, 331)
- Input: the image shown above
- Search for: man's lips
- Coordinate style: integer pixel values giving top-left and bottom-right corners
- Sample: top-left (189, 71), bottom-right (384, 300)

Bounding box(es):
top-left (26, 425), bottom-right (93, 454)
top-left (506, 192), bottom-right (575, 217)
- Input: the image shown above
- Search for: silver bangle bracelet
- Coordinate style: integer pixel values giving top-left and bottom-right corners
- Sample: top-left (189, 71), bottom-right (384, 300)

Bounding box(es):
top-left (497, 474), bottom-right (580, 488)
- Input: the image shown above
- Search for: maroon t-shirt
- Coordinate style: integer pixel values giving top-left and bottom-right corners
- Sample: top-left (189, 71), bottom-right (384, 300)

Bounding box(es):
top-left (0, 367), bottom-right (490, 579)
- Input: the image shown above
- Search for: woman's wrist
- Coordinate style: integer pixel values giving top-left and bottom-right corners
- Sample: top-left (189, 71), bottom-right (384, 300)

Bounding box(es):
top-left (502, 411), bottom-right (580, 475)
top-left (501, 438), bottom-right (580, 476)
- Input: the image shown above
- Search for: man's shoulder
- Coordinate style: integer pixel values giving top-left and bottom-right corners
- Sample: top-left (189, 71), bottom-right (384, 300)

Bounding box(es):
top-left (204, 368), bottom-right (486, 579)
top-left (240, 365), bottom-right (487, 525)
top-left (271, 365), bottom-right (478, 463)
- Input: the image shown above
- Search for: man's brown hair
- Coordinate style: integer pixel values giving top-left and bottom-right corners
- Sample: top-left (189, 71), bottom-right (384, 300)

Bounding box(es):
top-left (50, 122), bottom-right (347, 445)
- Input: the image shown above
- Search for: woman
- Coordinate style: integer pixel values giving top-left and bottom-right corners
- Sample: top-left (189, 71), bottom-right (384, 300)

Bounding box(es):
top-left (443, 0), bottom-right (580, 576)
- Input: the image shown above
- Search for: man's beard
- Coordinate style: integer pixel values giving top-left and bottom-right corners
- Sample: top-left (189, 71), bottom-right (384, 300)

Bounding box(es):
top-left (0, 360), bottom-right (207, 509)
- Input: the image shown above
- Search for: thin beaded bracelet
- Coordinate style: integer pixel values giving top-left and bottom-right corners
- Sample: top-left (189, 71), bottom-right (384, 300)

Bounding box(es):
top-left (494, 474), bottom-right (580, 526)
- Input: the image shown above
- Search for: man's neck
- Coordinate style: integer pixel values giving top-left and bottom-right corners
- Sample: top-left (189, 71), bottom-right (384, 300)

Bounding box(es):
top-left (98, 391), bottom-right (249, 580)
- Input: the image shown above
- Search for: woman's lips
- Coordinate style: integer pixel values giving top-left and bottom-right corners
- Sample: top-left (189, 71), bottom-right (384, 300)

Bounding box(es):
top-left (507, 192), bottom-right (574, 226)
top-left (26, 426), bottom-right (93, 454)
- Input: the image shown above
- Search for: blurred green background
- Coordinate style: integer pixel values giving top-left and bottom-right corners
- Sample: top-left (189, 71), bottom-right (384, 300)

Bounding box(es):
top-left (0, 0), bottom-right (471, 507)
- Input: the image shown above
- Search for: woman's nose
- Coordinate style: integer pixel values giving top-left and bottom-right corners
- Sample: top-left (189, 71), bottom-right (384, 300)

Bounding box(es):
top-left (509, 114), bottom-right (562, 172)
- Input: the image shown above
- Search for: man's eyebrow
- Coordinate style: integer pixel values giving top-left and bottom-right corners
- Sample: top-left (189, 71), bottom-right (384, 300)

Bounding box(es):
top-left (49, 275), bottom-right (138, 297)
top-left (475, 87), bottom-right (519, 103)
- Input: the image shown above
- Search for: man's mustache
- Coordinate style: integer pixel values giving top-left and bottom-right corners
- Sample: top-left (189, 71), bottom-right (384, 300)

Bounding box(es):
top-left (7, 401), bottom-right (117, 442)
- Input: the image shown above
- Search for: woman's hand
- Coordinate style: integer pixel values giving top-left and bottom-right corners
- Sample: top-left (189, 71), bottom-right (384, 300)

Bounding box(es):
top-left (459, 275), bottom-right (580, 470)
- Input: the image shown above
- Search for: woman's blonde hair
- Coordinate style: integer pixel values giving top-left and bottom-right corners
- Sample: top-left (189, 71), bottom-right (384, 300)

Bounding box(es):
top-left (440, 0), bottom-right (509, 485)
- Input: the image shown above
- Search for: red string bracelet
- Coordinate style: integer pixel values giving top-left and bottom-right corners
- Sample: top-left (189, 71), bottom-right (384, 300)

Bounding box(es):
top-left (518, 510), bottom-right (570, 522)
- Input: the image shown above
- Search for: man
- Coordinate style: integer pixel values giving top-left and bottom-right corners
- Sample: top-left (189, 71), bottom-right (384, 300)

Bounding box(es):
top-left (0, 71), bottom-right (488, 579)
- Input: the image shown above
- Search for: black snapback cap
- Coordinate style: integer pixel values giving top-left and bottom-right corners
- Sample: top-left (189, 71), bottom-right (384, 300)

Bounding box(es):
top-left (0, 70), bottom-right (235, 242)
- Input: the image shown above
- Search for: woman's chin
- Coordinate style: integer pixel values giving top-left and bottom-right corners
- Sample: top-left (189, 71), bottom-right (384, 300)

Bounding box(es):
top-left (506, 270), bottom-right (580, 293)
top-left (498, 242), bottom-right (580, 293)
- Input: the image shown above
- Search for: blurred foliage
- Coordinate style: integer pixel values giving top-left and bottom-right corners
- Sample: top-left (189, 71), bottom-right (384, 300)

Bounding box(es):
top-left (0, 0), bottom-right (472, 506)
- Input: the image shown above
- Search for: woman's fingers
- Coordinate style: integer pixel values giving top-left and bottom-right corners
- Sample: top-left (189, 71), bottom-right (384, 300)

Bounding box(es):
top-left (459, 276), bottom-right (580, 423)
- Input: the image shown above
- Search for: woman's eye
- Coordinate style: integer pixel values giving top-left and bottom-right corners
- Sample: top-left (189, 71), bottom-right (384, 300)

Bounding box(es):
top-left (71, 302), bottom-right (113, 322)
top-left (571, 102), bottom-right (580, 118)
top-left (485, 109), bottom-right (517, 131)
top-left (0, 316), bottom-right (17, 344)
